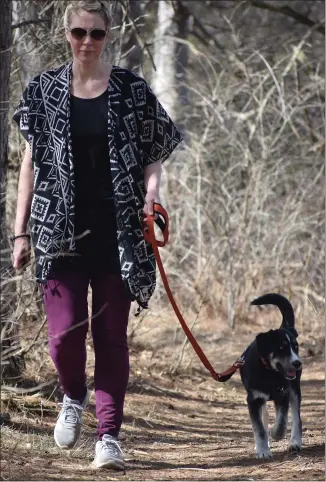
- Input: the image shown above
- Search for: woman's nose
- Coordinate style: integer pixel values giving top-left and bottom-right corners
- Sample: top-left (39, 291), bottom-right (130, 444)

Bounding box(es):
top-left (83, 35), bottom-right (93, 44)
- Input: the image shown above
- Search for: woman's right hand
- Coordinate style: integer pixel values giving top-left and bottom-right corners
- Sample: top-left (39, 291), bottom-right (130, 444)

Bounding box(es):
top-left (12, 237), bottom-right (31, 270)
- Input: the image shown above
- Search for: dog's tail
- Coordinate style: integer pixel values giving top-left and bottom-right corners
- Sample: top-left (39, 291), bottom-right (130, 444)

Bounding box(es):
top-left (250, 293), bottom-right (295, 328)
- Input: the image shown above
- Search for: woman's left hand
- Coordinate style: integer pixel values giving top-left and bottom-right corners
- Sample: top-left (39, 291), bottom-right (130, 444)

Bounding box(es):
top-left (143, 190), bottom-right (161, 220)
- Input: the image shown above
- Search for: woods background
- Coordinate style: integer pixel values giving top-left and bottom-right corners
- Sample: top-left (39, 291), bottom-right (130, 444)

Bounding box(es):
top-left (2, 0), bottom-right (324, 381)
top-left (0, 1), bottom-right (325, 480)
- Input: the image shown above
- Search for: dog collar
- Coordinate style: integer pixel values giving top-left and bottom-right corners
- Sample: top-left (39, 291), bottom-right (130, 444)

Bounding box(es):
top-left (276, 385), bottom-right (288, 393)
top-left (261, 357), bottom-right (271, 369)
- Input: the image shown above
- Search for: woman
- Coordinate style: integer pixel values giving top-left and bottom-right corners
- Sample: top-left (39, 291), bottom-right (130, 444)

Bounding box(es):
top-left (12, 0), bottom-right (182, 470)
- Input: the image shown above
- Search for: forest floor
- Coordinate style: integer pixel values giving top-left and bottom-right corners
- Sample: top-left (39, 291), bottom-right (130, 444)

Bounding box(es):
top-left (1, 304), bottom-right (324, 481)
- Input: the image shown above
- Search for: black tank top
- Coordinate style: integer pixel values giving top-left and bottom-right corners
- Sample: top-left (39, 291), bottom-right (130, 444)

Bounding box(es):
top-left (70, 89), bottom-right (113, 205)
top-left (49, 89), bottom-right (120, 276)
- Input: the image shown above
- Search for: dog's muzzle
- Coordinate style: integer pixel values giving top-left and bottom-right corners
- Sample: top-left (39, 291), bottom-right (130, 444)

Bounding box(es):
top-left (276, 360), bottom-right (302, 380)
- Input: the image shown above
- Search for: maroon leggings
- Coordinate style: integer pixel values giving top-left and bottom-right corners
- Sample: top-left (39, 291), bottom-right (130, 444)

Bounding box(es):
top-left (42, 268), bottom-right (131, 439)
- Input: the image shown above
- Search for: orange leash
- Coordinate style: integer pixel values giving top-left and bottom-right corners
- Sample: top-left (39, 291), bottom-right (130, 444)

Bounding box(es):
top-left (143, 203), bottom-right (245, 382)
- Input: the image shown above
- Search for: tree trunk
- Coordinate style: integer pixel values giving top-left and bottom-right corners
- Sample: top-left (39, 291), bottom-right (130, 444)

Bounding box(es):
top-left (152, 0), bottom-right (190, 139)
top-left (0, 0), bottom-right (25, 382)
top-left (152, 1), bottom-right (178, 119)
top-left (151, 0), bottom-right (189, 218)
top-left (12, 0), bottom-right (49, 87)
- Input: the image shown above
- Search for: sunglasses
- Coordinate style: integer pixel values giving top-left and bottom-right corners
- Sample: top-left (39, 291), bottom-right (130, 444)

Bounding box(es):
top-left (69, 27), bottom-right (107, 41)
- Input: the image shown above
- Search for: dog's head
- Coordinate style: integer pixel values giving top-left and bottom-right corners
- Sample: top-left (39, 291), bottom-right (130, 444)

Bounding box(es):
top-left (256, 328), bottom-right (302, 380)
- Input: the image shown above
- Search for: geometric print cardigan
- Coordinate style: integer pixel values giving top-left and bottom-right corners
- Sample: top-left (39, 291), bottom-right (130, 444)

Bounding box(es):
top-left (13, 61), bottom-right (182, 309)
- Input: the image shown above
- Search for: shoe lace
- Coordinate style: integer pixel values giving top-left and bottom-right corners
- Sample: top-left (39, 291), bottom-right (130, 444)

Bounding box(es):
top-left (58, 401), bottom-right (84, 425)
top-left (100, 437), bottom-right (124, 458)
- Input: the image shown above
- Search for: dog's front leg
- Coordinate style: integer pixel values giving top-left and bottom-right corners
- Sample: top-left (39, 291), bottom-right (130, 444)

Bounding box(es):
top-left (271, 397), bottom-right (289, 441)
top-left (248, 397), bottom-right (271, 459)
top-left (288, 387), bottom-right (302, 452)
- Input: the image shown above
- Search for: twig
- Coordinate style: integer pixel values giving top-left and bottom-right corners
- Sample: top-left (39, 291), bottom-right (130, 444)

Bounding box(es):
top-left (1, 378), bottom-right (56, 394)
top-left (2, 316), bottom-right (47, 360)
top-left (174, 0), bottom-right (225, 51)
top-left (119, 0), bottom-right (156, 71)
top-left (172, 297), bottom-right (205, 374)
top-left (250, 1), bottom-right (325, 36)
top-left (11, 19), bottom-right (48, 30)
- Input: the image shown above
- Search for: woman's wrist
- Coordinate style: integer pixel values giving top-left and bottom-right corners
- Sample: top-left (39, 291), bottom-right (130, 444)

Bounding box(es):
top-left (11, 233), bottom-right (31, 242)
top-left (146, 187), bottom-right (160, 196)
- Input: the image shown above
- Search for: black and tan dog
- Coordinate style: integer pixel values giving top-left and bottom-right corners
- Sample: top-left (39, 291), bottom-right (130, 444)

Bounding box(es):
top-left (239, 293), bottom-right (302, 459)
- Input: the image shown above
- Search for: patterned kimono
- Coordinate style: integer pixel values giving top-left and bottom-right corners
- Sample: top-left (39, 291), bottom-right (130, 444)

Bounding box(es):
top-left (13, 62), bottom-right (182, 309)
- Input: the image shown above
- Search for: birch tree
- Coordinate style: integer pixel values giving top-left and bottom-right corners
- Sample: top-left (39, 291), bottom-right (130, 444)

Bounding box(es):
top-left (152, 0), bottom-right (190, 137)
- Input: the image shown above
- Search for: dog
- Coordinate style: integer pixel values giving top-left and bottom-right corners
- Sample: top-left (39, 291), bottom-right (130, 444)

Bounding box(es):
top-left (239, 293), bottom-right (302, 459)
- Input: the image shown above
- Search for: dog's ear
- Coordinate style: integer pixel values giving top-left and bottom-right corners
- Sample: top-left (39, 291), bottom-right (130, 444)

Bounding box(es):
top-left (256, 330), bottom-right (275, 357)
top-left (287, 327), bottom-right (298, 338)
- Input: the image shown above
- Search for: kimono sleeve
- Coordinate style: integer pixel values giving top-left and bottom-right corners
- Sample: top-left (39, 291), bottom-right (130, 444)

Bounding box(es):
top-left (138, 82), bottom-right (183, 166)
top-left (12, 86), bottom-right (30, 142)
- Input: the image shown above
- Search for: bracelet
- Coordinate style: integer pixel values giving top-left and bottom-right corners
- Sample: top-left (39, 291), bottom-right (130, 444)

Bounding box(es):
top-left (11, 234), bottom-right (31, 242)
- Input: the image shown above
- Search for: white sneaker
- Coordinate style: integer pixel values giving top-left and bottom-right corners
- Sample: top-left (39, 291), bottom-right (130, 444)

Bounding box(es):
top-left (54, 389), bottom-right (90, 449)
top-left (93, 434), bottom-right (125, 470)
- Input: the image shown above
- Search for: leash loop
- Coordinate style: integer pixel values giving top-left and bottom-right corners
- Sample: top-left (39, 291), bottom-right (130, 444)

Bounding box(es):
top-left (142, 203), bottom-right (169, 247)
top-left (143, 203), bottom-right (245, 382)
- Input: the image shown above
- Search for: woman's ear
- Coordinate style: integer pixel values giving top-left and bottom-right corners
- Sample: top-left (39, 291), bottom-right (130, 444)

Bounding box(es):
top-left (65, 29), bottom-right (71, 44)
top-left (256, 330), bottom-right (275, 357)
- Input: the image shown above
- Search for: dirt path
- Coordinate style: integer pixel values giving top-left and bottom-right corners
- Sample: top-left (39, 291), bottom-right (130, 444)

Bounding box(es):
top-left (123, 359), bottom-right (324, 481)
top-left (1, 354), bottom-right (324, 480)
top-left (1, 315), bottom-right (325, 481)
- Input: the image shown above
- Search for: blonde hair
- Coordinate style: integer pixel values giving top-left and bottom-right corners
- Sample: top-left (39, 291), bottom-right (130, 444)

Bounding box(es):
top-left (64, 1), bottom-right (113, 31)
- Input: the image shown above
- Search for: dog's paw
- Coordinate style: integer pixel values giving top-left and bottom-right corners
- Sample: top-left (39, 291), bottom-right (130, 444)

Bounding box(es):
top-left (271, 428), bottom-right (286, 441)
top-left (256, 450), bottom-right (272, 459)
top-left (288, 440), bottom-right (302, 453)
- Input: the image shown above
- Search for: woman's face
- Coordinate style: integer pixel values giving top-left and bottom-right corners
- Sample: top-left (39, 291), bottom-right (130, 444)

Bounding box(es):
top-left (66, 9), bottom-right (108, 63)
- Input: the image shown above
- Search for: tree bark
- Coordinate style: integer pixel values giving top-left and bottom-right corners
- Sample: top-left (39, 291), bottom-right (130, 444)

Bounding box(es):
top-left (0, 0), bottom-right (25, 382)
top-left (152, 0), bottom-right (189, 140)
top-left (12, 0), bottom-right (49, 87)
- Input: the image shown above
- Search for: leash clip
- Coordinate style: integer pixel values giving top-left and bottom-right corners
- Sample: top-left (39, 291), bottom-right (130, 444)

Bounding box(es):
top-left (235, 356), bottom-right (245, 368)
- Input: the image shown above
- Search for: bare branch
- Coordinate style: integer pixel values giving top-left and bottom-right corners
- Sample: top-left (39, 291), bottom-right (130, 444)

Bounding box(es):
top-left (174, 0), bottom-right (225, 50)
top-left (118, 0), bottom-right (156, 71)
top-left (11, 19), bottom-right (48, 30)
top-left (250, 0), bottom-right (325, 36)
top-left (1, 378), bottom-right (57, 394)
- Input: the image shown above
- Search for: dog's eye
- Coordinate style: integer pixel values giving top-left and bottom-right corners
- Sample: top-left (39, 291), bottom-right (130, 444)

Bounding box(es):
top-left (294, 344), bottom-right (299, 352)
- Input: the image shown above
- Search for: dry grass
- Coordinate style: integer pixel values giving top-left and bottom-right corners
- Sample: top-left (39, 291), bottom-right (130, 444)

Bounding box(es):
top-left (156, 38), bottom-right (324, 325)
